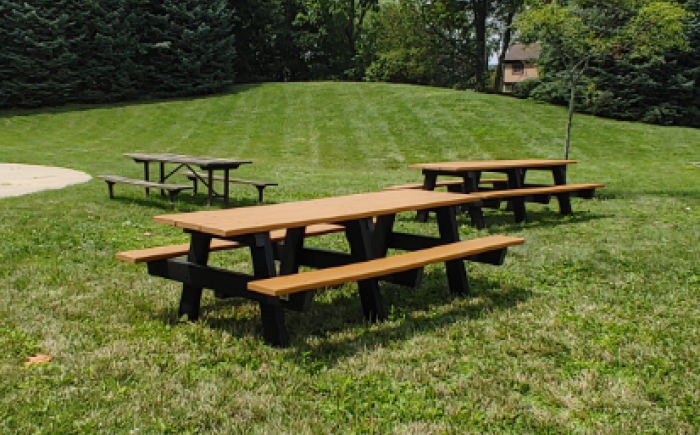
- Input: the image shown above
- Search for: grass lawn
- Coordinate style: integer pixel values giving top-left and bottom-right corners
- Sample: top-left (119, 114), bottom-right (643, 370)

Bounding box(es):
top-left (0, 82), bottom-right (699, 433)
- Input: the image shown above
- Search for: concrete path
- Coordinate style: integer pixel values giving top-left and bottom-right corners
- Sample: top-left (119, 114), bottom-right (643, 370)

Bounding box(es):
top-left (0, 163), bottom-right (92, 199)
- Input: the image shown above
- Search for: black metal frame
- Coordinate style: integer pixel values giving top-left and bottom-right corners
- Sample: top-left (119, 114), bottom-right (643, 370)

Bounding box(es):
top-left (145, 205), bottom-right (509, 346)
top-left (134, 159), bottom-right (241, 207)
top-left (415, 165), bottom-right (571, 225)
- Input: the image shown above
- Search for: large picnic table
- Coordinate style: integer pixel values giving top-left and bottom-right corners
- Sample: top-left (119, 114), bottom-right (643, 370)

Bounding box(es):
top-left (409, 159), bottom-right (578, 222)
top-left (145, 189), bottom-right (518, 345)
top-left (124, 153), bottom-right (252, 206)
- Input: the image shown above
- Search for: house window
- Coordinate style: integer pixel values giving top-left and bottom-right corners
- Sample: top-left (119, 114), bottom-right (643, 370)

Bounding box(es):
top-left (512, 62), bottom-right (524, 75)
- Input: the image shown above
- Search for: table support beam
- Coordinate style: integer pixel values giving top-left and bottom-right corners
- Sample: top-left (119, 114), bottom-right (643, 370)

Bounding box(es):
top-left (345, 218), bottom-right (385, 322)
top-left (143, 162), bottom-right (150, 196)
top-left (247, 233), bottom-right (288, 347)
top-left (280, 227), bottom-right (314, 312)
top-left (178, 232), bottom-right (212, 321)
top-left (436, 206), bottom-right (469, 295)
top-left (416, 172), bottom-right (438, 223)
top-left (552, 166), bottom-right (572, 215)
top-left (505, 169), bottom-right (527, 223)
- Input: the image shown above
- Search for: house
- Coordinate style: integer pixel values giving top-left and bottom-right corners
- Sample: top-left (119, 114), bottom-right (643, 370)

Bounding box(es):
top-left (503, 43), bottom-right (541, 93)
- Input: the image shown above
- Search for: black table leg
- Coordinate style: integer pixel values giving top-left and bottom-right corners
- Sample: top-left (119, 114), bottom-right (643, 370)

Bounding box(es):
top-left (159, 162), bottom-right (165, 197)
top-left (280, 227), bottom-right (314, 312)
top-left (416, 172), bottom-right (438, 223)
top-left (345, 218), bottom-right (385, 322)
top-left (506, 168), bottom-right (527, 223)
top-left (552, 166), bottom-right (572, 215)
top-left (143, 162), bottom-right (150, 196)
top-left (207, 170), bottom-right (214, 206)
top-left (178, 232), bottom-right (212, 321)
top-left (373, 215), bottom-right (422, 287)
top-left (462, 172), bottom-right (485, 229)
top-left (435, 206), bottom-right (469, 294)
top-left (249, 233), bottom-right (289, 347)
top-left (223, 169), bottom-right (230, 208)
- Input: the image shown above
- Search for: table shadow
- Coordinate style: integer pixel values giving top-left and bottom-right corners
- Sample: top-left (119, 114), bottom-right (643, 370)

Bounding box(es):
top-left (396, 209), bottom-right (609, 231)
top-left (108, 192), bottom-right (271, 210)
top-left (153, 268), bottom-right (532, 365)
top-left (476, 209), bottom-right (610, 231)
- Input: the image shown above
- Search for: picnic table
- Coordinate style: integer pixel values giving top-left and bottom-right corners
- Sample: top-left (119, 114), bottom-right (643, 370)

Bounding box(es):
top-left (120, 190), bottom-right (523, 346)
top-left (409, 159), bottom-right (580, 223)
top-left (123, 153), bottom-right (252, 206)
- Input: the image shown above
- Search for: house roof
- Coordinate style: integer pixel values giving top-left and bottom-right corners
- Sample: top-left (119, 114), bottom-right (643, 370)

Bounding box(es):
top-left (505, 43), bottom-right (541, 61)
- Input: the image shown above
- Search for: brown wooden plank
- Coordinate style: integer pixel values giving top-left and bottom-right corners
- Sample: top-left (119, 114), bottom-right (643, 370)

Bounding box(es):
top-left (153, 190), bottom-right (480, 238)
top-left (480, 178), bottom-right (509, 184)
top-left (123, 153), bottom-right (252, 168)
top-left (97, 175), bottom-right (191, 191)
top-left (383, 180), bottom-right (464, 191)
top-left (115, 223), bottom-right (345, 264)
top-left (474, 183), bottom-right (605, 200)
top-left (409, 160), bottom-right (577, 172)
top-left (248, 235), bottom-right (525, 296)
top-left (384, 178), bottom-right (508, 191)
top-left (182, 171), bottom-right (277, 186)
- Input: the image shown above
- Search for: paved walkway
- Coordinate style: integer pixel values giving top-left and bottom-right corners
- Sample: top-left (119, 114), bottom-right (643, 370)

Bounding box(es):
top-left (0, 163), bottom-right (92, 199)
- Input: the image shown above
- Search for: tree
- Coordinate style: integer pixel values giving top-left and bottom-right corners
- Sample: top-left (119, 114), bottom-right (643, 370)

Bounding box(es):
top-left (515, 0), bottom-right (691, 159)
top-left (492, 0), bottom-right (524, 93)
top-left (295, 0), bottom-right (379, 79)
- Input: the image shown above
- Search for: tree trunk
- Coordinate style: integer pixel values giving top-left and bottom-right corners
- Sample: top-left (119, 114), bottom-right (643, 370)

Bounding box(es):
top-left (473, 0), bottom-right (488, 91)
top-left (346, 0), bottom-right (357, 58)
top-left (564, 78), bottom-right (577, 160)
top-left (493, 10), bottom-right (515, 93)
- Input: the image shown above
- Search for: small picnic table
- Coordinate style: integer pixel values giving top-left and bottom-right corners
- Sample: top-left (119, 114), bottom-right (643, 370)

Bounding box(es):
top-left (146, 189), bottom-right (517, 345)
top-left (409, 159), bottom-right (578, 222)
top-left (124, 153), bottom-right (252, 206)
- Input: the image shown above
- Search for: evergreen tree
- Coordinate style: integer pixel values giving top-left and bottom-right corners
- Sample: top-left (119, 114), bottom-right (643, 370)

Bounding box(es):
top-left (0, 0), bottom-right (237, 108)
top-left (0, 1), bottom-right (82, 107)
top-left (135, 0), bottom-right (236, 98)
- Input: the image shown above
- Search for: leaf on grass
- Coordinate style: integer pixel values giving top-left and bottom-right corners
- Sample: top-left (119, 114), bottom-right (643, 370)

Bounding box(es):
top-left (24, 354), bottom-right (52, 368)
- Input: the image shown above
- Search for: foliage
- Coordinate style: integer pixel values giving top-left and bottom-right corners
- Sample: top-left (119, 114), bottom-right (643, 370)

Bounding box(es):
top-left (515, 0), bottom-right (691, 159)
top-left (0, 0), bottom-right (236, 108)
top-left (364, 1), bottom-right (447, 85)
top-left (531, 0), bottom-right (700, 127)
top-left (0, 83), bottom-right (699, 432)
top-left (135, 0), bottom-right (237, 98)
top-left (365, 0), bottom-right (499, 89)
top-left (512, 77), bottom-right (541, 98)
top-left (294, 0), bottom-right (379, 79)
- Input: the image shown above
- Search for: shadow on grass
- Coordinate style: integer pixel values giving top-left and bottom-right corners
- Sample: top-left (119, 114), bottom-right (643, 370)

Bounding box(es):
top-left (0, 83), bottom-right (262, 119)
top-left (154, 267), bottom-right (531, 365)
top-left (284, 273), bottom-right (532, 366)
top-left (396, 208), bottom-right (610, 231)
top-left (108, 191), bottom-right (273, 210)
top-left (479, 209), bottom-right (610, 231)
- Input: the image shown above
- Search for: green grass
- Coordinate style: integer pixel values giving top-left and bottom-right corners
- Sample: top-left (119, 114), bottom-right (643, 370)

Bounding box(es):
top-left (1, 82), bottom-right (699, 433)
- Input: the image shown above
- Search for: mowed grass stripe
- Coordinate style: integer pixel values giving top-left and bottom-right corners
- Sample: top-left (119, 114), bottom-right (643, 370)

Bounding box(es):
top-left (0, 82), bottom-right (699, 433)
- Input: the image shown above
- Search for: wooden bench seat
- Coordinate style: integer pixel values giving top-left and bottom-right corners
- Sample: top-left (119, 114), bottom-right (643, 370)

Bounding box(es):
top-left (475, 183), bottom-right (605, 201)
top-left (182, 171), bottom-right (278, 202)
top-left (467, 183), bottom-right (606, 226)
top-left (98, 175), bottom-right (192, 207)
top-left (248, 235), bottom-right (524, 297)
top-left (383, 178), bottom-right (508, 192)
top-left (115, 223), bottom-right (345, 264)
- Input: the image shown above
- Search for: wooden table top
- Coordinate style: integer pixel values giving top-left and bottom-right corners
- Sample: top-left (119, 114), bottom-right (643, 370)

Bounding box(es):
top-left (124, 153), bottom-right (252, 169)
top-left (409, 159), bottom-right (577, 172)
top-left (154, 190), bottom-right (479, 237)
